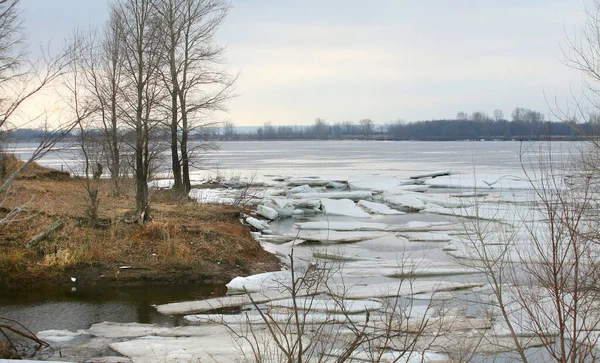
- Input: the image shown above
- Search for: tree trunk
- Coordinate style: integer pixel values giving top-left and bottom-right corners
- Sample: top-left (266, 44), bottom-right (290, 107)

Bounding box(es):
top-left (179, 95), bottom-right (191, 193)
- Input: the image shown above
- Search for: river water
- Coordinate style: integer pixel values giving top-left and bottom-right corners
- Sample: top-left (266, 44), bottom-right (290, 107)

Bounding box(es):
top-left (0, 140), bottom-right (587, 360)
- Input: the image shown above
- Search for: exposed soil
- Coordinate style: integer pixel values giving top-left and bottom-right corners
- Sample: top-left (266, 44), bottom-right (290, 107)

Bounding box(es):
top-left (0, 159), bottom-right (280, 290)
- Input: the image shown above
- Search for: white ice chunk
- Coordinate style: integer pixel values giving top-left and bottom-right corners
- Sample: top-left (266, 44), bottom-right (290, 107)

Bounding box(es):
top-left (383, 194), bottom-right (426, 211)
top-left (294, 191), bottom-right (373, 201)
top-left (189, 188), bottom-right (234, 204)
top-left (257, 205), bottom-right (278, 220)
top-left (358, 200), bottom-right (405, 215)
top-left (36, 329), bottom-right (81, 343)
top-left (156, 289), bottom-right (326, 315)
top-left (289, 184), bottom-right (316, 194)
top-left (321, 198), bottom-right (371, 218)
top-left (226, 271), bottom-right (291, 292)
top-left (292, 199), bottom-right (322, 209)
top-left (246, 217), bottom-right (270, 231)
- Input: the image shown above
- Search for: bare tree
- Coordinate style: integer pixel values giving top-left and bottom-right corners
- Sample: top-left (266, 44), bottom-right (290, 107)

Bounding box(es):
top-left (359, 118), bottom-right (374, 137)
top-left (493, 109), bottom-right (504, 122)
top-left (113, 0), bottom-right (165, 223)
top-left (0, 0), bottom-right (78, 224)
top-left (154, 0), bottom-right (235, 194)
top-left (81, 8), bottom-right (126, 195)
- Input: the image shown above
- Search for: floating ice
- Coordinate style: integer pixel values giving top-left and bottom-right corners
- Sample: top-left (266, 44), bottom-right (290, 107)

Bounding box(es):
top-left (36, 329), bottom-right (81, 343)
top-left (348, 174), bottom-right (414, 191)
top-left (294, 191), bottom-right (373, 201)
top-left (357, 200), bottom-right (405, 215)
top-left (289, 184), bottom-right (316, 194)
top-left (226, 271), bottom-right (292, 292)
top-left (156, 289), bottom-right (326, 315)
top-left (425, 173), bottom-right (533, 190)
top-left (399, 232), bottom-right (454, 242)
top-left (292, 198), bottom-right (322, 209)
top-left (296, 221), bottom-right (389, 231)
top-left (257, 205), bottom-right (278, 220)
top-left (337, 280), bottom-right (484, 299)
top-left (267, 297), bottom-right (381, 314)
top-left (290, 230), bottom-right (390, 243)
top-left (383, 194), bottom-right (426, 211)
top-left (287, 177), bottom-right (345, 186)
top-left (321, 198), bottom-right (371, 218)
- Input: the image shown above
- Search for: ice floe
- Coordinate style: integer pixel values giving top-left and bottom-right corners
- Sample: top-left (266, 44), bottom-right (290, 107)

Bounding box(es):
top-left (37, 329), bottom-right (82, 343)
top-left (296, 221), bottom-right (390, 231)
top-left (245, 216), bottom-right (270, 231)
top-left (293, 190), bottom-right (373, 201)
top-left (290, 230), bottom-right (390, 243)
top-left (321, 198), bottom-right (371, 218)
top-left (357, 200), bottom-right (405, 215)
top-left (257, 205), bottom-right (278, 220)
top-left (267, 297), bottom-right (381, 314)
top-left (347, 174), bottom-right (415, 191)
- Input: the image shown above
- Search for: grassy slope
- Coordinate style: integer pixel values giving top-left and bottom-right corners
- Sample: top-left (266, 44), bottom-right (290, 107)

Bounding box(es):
top-left (0, 160), bottom-right (279, 289)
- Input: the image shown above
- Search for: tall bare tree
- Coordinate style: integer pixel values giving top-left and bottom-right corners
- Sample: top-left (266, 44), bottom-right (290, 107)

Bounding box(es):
top-left (154, 0), bottom-right (234, 193)
top-left (82, 8), bottom-right (126, 194)
top-left (114, 0), bottom-right (164, 223)
top-left (0, 0), bottom-right (77, 220)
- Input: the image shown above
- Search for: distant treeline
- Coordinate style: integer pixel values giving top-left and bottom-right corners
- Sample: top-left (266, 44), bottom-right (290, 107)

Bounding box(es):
top-left (6, 107), bottom-right (600, 142)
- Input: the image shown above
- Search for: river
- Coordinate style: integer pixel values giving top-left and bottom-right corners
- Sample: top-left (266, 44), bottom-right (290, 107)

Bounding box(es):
top-left (1, 140), bottom-right (588, 361)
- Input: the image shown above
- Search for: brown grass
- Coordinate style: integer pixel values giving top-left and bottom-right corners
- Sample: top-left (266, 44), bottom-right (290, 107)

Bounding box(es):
top-left (0, 163), bottom-right (279, 289)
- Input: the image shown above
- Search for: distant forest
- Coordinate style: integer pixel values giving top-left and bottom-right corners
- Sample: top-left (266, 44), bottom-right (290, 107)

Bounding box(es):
top-left (6, 107), bottom-right (600, 142)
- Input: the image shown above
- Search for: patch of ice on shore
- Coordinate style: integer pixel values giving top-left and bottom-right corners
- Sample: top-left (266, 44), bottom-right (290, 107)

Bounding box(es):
top-left (321, 198), bottom-right (371, 218)
top-left (245, 217), bottom-right (270, 231)
top-left (189, 188), bottom-right (234, 204)
top-left (358, 200), bottom-right (406, 215)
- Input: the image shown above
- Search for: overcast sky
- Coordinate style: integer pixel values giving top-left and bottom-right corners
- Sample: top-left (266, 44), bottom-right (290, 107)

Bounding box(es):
top-left (20, 0), bottom-right (589, 126)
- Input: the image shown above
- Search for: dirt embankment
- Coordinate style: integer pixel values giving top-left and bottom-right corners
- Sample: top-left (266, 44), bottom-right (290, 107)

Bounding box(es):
top-left (0, 159), bottom-right (280, 290)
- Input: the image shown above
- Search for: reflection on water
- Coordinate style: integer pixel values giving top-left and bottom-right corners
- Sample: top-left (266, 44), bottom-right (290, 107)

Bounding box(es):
top-left (0, 283), bottom-right (226, 333)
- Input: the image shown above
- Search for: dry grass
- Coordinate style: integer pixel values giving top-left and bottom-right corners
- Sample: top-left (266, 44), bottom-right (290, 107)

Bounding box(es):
top-left (0, 163), bottom-right (279, 289)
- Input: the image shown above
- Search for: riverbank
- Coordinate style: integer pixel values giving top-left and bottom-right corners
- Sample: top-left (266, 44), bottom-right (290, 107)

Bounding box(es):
top-left (0, 161), bottom-right (280, 290)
